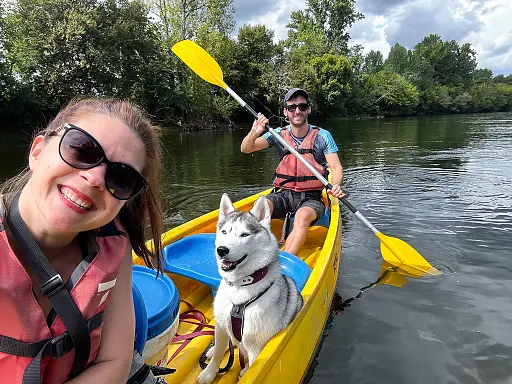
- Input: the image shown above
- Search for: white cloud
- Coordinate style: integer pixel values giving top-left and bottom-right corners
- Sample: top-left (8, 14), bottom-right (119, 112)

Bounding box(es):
top-left (232, 0), bottom-right (512, 75)
top-left (233, 0), bottom-right (305, 41)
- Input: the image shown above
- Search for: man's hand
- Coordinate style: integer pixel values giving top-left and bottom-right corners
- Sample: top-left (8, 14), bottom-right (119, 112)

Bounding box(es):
top-left (251, 113), bottom-right (269, 135)
top-left (328, 183), bottom-right (346, 199)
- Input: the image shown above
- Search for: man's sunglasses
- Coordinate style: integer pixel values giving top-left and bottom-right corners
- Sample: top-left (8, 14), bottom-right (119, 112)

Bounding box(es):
top-left (49, 123), bottom-right (147, 200)
top-left (285, 103), bottom-right (310, 112)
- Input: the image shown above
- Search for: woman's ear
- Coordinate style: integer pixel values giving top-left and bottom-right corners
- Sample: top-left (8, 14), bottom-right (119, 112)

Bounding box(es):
top-left (28, 135), bottom-right (46, 171)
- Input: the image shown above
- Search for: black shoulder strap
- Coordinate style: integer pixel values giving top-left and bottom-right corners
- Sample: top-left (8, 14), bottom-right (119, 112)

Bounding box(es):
top-left (6, 193), bottom-right (91, 383)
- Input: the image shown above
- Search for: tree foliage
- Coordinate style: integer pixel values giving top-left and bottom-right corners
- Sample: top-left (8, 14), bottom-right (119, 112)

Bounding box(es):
top-left (286, 0), bottom-right (363, 55)
top-left (0, 0), bottom-right (510, 130)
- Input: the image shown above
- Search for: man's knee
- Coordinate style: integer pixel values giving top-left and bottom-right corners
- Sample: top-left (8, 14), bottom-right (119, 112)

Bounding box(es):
top-left (293, 207), bottom-right (317, 228)
top-left (265, 197), bottom-right (274, 214)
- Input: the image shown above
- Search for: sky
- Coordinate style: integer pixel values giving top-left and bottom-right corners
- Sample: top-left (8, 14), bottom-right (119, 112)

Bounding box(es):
top-left (232, 0), bottom-right (512, 76)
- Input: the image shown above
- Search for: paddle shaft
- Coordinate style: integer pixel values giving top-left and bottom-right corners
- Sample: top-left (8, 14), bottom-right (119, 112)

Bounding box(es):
top-left (225, 86), bottom-right (380, 236)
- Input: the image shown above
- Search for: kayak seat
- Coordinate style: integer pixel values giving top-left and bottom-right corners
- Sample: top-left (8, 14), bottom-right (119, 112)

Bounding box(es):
top-left (162, 233), bottom-right (312, 294)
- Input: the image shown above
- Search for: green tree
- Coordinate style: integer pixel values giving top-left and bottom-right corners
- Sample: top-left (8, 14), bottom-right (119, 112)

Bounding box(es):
top-left (385, 43), bottom-right (410, 75)
top-left (384, 43), bottom-right (436, 90)
top-left (286, 0), bottom-right (363, 56)
top-left (473, 68), bottom-right (493, 84)
top-left (414, 34), bottom-right (477, 88)
top-left (310, 53), bottom-right (353, 116)
top-left (4, 0), bottom-right (172, 119)
top-left (364, 70), bottom-right (419, 116)
top-left (227, 25), bottom-right (277, 111)
top-left (492, 74), bottom-right (512, 85)
top-left (420, 85), bottom-right (453, 113)
top-left (470, 83), bottom-right (512, 112)
top-left (147, 0), bottom-right (234, 45)
top-left (362, 50), bottom-right (384, 73)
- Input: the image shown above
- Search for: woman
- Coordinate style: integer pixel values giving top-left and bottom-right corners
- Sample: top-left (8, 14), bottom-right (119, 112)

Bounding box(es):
top-left (0, 98), bottom-right (164, 383)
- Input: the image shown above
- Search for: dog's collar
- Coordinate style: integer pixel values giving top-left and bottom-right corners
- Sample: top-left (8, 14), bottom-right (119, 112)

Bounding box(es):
top-left (224, 265), bottom-right (269, 287)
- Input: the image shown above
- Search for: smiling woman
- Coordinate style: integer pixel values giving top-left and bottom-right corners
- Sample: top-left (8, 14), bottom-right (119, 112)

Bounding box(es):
top-left (0, 98), bottom-right (165, 384)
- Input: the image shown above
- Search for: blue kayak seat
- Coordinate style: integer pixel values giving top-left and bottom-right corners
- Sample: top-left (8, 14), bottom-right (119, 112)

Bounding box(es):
top-left (162, 233), bottom-right (312, 293)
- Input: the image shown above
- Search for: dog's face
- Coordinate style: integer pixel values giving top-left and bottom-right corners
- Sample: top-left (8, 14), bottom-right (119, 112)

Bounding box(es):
top-left (215, 194), bottom-right (277, 278)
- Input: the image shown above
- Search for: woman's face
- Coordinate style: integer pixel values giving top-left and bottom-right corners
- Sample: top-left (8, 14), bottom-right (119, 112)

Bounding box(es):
top-left (27, 113), bottom-right (146, 234)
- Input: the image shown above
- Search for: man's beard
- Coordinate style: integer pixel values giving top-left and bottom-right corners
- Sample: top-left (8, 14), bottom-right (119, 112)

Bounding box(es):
top-left (290, 113), bottom-right (307, 127)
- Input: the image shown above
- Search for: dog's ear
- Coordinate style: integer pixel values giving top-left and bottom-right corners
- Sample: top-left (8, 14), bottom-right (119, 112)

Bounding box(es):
top-left (219, 193), bottom-right (236, 221)
top-left (250, 196), bottom-right (271, 228)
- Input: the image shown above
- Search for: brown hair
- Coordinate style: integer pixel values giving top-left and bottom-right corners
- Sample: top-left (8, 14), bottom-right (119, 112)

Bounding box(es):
top-left (1, 97), bottom-right (164, 272)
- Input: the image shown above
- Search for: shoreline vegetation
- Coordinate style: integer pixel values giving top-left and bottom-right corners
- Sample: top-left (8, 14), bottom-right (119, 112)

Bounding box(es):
top-left (1, 0), bottom-right (512, 132)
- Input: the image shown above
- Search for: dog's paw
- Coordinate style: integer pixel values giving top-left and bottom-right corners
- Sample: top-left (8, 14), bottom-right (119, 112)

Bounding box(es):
top-left (205, 345), bottom-right (215, 360)
top-left (238, 366), bottom-right (248, 380)
top-left (197, 367), bottom-right (217, 384)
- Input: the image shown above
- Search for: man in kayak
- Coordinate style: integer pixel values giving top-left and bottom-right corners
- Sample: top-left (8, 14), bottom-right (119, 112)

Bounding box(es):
top-left (241, 88), bottom-right (344, 256)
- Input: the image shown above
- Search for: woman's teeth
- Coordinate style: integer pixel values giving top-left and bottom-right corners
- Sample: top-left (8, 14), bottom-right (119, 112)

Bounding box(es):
top-left (59, 186), bottom-right (93, 211)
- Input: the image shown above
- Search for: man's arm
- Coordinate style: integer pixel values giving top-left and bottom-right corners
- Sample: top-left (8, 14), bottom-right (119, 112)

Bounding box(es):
top-left (325, 152), bottom-right (344, 199)
top-left (240, 113), bottom-right (270, 153)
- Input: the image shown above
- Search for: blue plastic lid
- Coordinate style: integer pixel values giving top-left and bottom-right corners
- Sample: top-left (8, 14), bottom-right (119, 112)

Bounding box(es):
top-left (132, 284), bottom-right (148, 353)
top-left (132, 265), bottom-right (180, 339)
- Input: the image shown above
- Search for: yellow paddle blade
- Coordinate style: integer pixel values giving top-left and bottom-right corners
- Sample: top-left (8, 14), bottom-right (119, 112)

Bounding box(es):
top-left (376, 232), bottom-right (442, 277)
top-left (171, 40), bottom-right (228, 89)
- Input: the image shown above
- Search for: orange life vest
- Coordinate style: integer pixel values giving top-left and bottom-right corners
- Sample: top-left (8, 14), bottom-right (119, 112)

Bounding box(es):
top-left (273, 126), bottom-right (327, 192)
top-left (0, 214), bottom-right (127, 384)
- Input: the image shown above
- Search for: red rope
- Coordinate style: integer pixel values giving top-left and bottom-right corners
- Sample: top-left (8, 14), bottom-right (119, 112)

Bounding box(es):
top-left (168, 300), bottom-right (214, 364)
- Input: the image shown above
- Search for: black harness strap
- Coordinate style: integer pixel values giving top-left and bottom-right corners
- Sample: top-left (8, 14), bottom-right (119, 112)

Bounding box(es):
top-left (6, 193), bottom-right (92, 383)
top-left (0, 311), bottom-right (103, 358)
top-left (229, 267), bottom-right (272, 344)
top-left (274, 173), bottom-right (322, 187)
top-left (279, 148), bottom-right (314, 161)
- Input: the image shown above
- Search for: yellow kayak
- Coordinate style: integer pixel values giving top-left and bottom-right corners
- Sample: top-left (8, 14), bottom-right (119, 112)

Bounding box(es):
top-left (133, 189), bottom-right (342, 383)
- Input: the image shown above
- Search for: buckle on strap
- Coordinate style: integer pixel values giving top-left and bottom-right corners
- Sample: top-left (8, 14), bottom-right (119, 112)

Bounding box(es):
top-left (51, 332), bottom-right (73, 359)
top-left (40, 274), bottom-right (65, 298)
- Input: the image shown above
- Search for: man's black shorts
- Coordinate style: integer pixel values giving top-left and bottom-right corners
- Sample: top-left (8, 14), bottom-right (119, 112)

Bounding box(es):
top-left (266, 189), bottom-right (325, 222)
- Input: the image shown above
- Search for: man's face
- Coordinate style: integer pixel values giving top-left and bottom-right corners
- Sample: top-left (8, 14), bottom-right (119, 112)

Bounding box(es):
top-left (284, 94), bottom-right (310, 127)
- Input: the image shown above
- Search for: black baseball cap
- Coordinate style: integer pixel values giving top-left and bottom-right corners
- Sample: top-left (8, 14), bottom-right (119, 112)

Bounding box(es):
top-left (283, 88), bottom-right (309, 103)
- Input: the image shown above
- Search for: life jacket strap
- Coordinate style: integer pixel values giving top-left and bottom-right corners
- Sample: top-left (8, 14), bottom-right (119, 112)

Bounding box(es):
top-left (275, 173), bottom-right (322, 186)
top-left (7, 192), bottom-right (92, 383)
top-left (0, 311), bottom-right (104, 359)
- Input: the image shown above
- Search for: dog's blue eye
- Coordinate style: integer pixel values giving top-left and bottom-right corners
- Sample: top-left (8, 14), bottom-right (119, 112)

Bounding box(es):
top-left (240, 233), bottom-right (250, 237)
top-left (221, 230), bottom-right (227, 234)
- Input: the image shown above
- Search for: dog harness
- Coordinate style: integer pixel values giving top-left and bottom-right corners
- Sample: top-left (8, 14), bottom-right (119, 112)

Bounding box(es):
top-left (273, 126), bottom-right (328, 192)
top-left (226, 265), bottom-right (271, 369)
top-left (0, 195), bottom-right (127, 384)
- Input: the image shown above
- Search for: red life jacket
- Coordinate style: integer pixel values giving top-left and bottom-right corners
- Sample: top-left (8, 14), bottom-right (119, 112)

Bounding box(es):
top-left (273, 126), bottom-right (327, 192)
top-left (0, 214), bottom-right (127, 384)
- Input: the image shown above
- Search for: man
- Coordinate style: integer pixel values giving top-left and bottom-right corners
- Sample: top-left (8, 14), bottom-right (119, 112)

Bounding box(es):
top-left (241, 88), bottom-right (344, 256)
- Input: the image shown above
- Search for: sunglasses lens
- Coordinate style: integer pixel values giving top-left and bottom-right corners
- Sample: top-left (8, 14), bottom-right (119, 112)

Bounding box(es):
top-left (105, 163), bottom-right (145, 200)
top-left (60, 129), bottom-right (103, 168)
top-left (286, 103), bottom-right (309, 112)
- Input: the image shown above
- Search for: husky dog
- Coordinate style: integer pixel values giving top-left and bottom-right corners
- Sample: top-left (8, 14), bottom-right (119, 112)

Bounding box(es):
top-left (197, 194), bottom-right (303, 384)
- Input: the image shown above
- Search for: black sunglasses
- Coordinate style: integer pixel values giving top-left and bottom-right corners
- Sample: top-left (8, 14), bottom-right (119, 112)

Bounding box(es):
top-left (285, 102), bottom-right (310, 112)
top-left (49, 123), bottom-right (147, 200)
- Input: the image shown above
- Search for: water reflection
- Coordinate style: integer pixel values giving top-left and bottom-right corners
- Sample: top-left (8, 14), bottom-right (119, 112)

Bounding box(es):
top-left (333, 261), bottom-right (410, 315)
top-left (1, 113), bottom-right (512, 384)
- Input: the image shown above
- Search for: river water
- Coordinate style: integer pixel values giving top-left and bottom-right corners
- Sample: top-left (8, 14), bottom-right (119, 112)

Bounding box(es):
top-left (1, 113), bottom-right (511, 384)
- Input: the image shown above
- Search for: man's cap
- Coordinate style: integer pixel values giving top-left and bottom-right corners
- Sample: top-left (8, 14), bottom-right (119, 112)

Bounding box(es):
top-left (283, 88), bottom-right (309, 103)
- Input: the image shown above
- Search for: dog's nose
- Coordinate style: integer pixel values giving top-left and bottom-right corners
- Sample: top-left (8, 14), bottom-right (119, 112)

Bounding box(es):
top-left (216, 246), bottom-right (230, 258)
